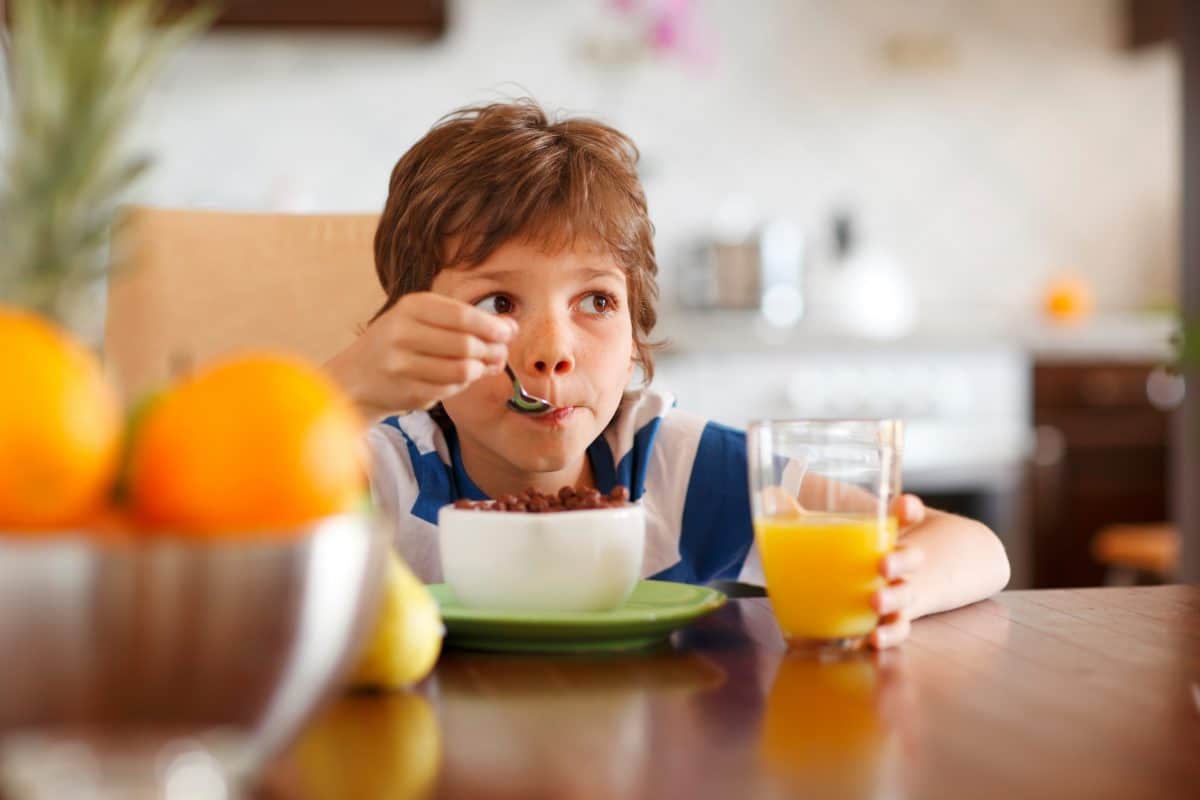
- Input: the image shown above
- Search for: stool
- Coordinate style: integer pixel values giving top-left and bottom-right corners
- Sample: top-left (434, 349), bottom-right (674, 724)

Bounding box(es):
top-left (1090, 523), bottom-right (1180, 585)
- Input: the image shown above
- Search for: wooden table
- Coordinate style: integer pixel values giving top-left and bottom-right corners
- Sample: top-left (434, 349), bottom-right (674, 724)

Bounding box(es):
top-left (267, 586), bottom-right (1200, 800)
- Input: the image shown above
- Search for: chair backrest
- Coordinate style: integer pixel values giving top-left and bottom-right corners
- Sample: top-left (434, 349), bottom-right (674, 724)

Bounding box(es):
top-left (104, 206), bottom-right (384, 398)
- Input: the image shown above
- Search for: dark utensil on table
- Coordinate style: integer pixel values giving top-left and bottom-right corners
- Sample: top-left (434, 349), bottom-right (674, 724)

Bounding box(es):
top-left (706, 580), bottom-right (767, 599)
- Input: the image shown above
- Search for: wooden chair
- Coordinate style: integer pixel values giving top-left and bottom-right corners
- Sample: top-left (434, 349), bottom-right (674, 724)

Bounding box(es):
top-left (1090, 523), bottom-right (1180, 585)
top-left (103, 206), bottom-right (383, 399)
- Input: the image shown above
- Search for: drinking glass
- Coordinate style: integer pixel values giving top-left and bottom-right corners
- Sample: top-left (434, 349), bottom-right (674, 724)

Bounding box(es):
top-left (747, 419), bottom-right (902, 655)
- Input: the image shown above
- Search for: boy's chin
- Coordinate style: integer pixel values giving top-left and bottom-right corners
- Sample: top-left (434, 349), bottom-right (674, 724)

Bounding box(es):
top-left (508, 448), bottom-right (575, 473)
top-left (499, 433), bottom-right (588, 473)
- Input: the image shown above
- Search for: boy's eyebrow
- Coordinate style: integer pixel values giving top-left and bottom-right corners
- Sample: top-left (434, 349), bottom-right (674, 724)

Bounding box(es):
top-left (573, 266), bottom-right (625, 282)
top-left (458, 265), bottom-right (625, 284)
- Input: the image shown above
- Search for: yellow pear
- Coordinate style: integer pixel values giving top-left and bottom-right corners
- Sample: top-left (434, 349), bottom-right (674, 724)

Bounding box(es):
top-left (350, 550), bottom-right (443, 690)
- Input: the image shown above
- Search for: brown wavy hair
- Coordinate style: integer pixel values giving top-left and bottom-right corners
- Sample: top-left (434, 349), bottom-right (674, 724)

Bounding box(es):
top-left (372, 99), bottom-right (661, 382)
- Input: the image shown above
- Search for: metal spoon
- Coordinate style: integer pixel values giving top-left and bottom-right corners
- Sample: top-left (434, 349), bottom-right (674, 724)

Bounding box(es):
top-left (504, 364), bottom-right (553, 415)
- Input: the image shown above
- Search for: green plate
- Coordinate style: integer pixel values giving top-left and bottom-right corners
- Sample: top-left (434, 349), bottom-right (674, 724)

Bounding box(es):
top-left (428, 580), bottom-right (727, 654)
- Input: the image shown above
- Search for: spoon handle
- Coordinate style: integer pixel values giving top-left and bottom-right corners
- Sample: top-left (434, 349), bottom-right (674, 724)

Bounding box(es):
top-left (503, 364), bottom-right (552, 414)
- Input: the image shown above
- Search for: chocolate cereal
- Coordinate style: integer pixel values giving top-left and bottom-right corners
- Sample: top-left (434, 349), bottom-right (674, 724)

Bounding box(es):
top-left (453, 485), bottom-right (631, 513)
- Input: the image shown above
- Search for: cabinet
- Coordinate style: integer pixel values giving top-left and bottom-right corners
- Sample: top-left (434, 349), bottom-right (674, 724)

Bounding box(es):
top-left (1126, 0), bottom-right (1176, 50)
top-left (1031, 362), bottom-right (1178, 587)
top-left (167, 0), bottom-right (447, 33)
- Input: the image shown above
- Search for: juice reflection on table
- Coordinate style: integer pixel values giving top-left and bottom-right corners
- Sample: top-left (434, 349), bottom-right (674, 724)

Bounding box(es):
top-left (755, 512), bottom-right (898, 642)
top-left (759, 656), bottom-right (892, 794)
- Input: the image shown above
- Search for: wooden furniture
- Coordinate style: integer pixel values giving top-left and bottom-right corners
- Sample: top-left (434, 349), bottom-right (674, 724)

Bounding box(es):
top-left (103, 207), bottom-right (383, 399)
top-left (1092, 523), bottom-right (1181, 583)
top-left (166, 0), bottom-right (447, 33)
top-left (1177, 0), bottom-right (1200, 586)
top-left (264, 587), bottom-right (1200, 800)
top-left (1031, 362), bottom-right (1176, 587)
top-left (1126, 0), bottom-right (1177, 50)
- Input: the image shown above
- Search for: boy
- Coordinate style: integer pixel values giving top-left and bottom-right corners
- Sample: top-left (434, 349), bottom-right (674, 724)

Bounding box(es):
top-left (325, 100), bottom-right (1010, 649)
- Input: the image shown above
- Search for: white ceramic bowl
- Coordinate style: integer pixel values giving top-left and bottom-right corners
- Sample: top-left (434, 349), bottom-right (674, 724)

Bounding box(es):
top-left (437, 504), bottom-right (645, 612)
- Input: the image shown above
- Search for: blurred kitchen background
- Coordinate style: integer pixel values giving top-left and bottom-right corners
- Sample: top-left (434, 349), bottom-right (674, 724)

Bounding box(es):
top-left (116, 0), bottom-right (1188, 588)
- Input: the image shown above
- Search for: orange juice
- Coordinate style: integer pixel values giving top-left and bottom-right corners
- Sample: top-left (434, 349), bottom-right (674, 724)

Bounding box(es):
top-left (755, 513), bottom-right (898, 642)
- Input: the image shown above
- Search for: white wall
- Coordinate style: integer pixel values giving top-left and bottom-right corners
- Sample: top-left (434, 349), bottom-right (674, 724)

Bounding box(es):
top-left (128, 0), bottom-right (1179, 315)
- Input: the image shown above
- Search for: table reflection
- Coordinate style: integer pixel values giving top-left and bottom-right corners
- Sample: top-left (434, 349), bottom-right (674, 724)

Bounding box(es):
top-left (433, 649), bottom-right (728, 798)
top-left (757, 652), bottom-right (913, 798)
top-left (289, 691), bottom-right (440, 800)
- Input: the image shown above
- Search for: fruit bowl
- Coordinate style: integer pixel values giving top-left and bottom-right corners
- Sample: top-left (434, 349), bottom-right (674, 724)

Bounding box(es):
top-left (0, 512), bottom-right (386, 798)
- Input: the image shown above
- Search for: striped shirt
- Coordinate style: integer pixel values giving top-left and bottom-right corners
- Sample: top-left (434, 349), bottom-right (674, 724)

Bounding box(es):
top-left (367, 387), bottom-right (763, 586)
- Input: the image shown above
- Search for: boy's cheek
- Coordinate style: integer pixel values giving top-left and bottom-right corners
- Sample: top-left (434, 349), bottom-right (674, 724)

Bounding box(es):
top-left (473, 373), bottom-right (511, 403)
top-left (443, 378), bottom-right (509, 422)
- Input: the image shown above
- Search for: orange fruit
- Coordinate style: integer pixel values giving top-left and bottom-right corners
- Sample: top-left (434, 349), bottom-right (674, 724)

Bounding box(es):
top-left (0, 307), bottom-right (122, 531)
top-left (127, 352), bottom-right (365, 535)
top-left (1043, 275), bottom-right (1094, 324)
top-left (87, 504), bottom-right (138, 546)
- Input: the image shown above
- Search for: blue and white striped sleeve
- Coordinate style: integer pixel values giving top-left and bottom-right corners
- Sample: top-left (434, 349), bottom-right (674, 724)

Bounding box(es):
top-left (652, 421), bottom-right (760, 585)
top-left (366, 420), bottom-right (444, 583)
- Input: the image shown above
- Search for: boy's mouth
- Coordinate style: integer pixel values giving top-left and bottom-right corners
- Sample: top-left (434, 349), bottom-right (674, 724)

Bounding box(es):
top-left (517, 406), bottom-right (576, 426)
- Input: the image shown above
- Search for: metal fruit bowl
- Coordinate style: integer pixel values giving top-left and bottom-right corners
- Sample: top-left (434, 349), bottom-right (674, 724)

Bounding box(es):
top-left (0, 512), bottom-right (386, 798)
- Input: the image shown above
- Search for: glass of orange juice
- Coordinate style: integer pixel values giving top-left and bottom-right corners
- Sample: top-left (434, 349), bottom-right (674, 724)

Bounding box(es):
top-left (747, 419), bottom-right (902, 656)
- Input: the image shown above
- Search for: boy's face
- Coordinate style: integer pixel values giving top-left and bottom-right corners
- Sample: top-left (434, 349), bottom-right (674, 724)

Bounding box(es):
top-left (432, 237), bottom-right (635, 480)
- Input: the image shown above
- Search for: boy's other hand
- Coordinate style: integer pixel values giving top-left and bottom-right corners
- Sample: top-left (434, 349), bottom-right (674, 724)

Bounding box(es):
top-left (869, 493), bottom-right (927, 650)
top-left (892, 493), bottom-right (926, 530)
top-left (325, 292), bottom-right (515, 422)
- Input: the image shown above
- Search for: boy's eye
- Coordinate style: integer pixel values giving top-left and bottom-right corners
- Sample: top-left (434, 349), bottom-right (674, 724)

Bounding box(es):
top-left (474, 294), bottom-right (514, 315)
top-left (578, 293), bottom-right (615, 316)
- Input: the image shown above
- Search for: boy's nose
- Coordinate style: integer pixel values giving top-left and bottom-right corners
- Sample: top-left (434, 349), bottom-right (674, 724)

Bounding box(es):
top-left (522, 316), bottom-right (574, 377)
top-left (531, 354), bottom-right (574, 376)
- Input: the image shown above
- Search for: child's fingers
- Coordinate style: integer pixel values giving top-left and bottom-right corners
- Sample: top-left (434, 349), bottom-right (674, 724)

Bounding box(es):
top-left (890, 494), bottom-right (926, 527)
top-left (880, 544), bottom-right (924, 580)
top-left (394, 352), bottom-right (497, 388)
top-left (401, 324), bottom-right (508, 363)
top-left (403, 292), bottom-right (517, 343)
top-left (871, 578), bottom-right (914, 616)
top-left (396, 377), bottom-right (452, 411)
top-left (870, 612), bottom-right (911, 650)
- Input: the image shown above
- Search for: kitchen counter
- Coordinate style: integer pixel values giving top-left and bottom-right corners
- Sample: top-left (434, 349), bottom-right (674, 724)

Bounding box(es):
top-left (1018, 313), bottom-right (1178, 363)
top-left (655, 309), bottom-right (1179, 364)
